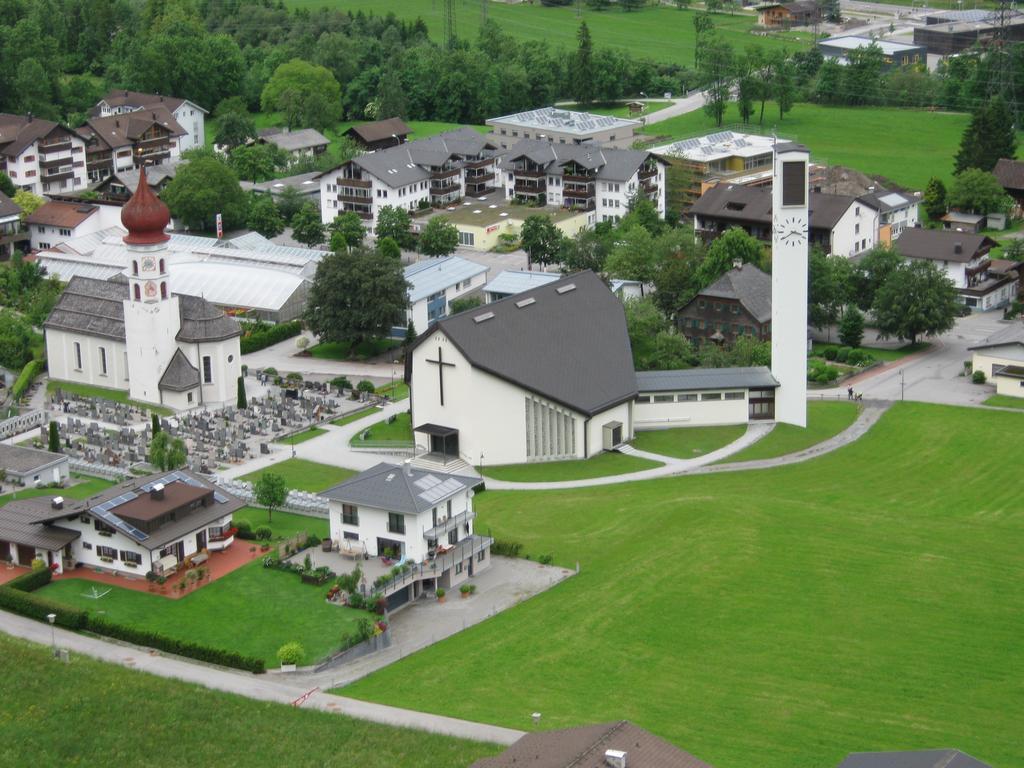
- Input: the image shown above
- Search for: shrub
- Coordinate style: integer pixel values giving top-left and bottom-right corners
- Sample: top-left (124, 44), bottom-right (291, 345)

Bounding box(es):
top-left (972, 369), bottom-right (987, 384)
top-left (0, 569), bottom-right (91, 629)
top-left (847, 349), bottom-right (874, 366)
top-left (305, 534), bottom-right (321, 548)
top-left (11, 359), bottom-right (42, 401)
top-left (371, 595), bottom-right (387, 615)
top-left (537, 554), bottom-right (554, 565)
top-left (417, 198), bottom-right (431, 210)
top-left (8, 567), bottom-right (52, 592)
top-left (356, 380), bottom-right (376, 393)
top-left (835, 347), bottom-right (852, 363)
top-left (331, 376), bottom-right (352, 391)
top-left (436, 588), bottom-right (446, 599)
top-left (491, 540), bottom-right (523, 558)
top-left (460, 583), bottom-right (471, 594)
top-left (295, 336), bottom-right (309, 350)
top-left (30, 558), bottom-right (46, 571)
top-left (276, 641), bottom-right (305, 666)
top-left (821, 346), bottom-right (838, 361)
top-left (255, 525), bottom-right (272, 541)
top-left (347, 590), bottom-right (364, 609)
top-left (235, 520), bottom-right (254, 539)
top-left (469, 584), bottom-right (477, 595)
top-left (239, 320), bottom-right (302, 354)
top-left (263, 367), bottom-right (278, 376)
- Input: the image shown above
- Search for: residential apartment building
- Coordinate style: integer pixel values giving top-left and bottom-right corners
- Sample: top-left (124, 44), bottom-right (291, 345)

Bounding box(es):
top-left (0, 191), bottom-right (28, 259)
top-left (486, 107), bottom-right (641, 149)
top-left (405, 256), bottom-right (489, 331)
top-left (859, 189), bottom-right (920, 241)
top-left (258, 127), bottom-right (329, 160)
top-left (25, 200), bottom-right (117, 251)
top-left (651, 131), bottom-right (777, 202)
top-left (0, 113), bottom-right (89, 196)
top-left (76, 107), bottom-right (186, 182)
top-left (689, 184), bottom-right (878, 257)
top-left (501, 139), bottom-right (666, 223)
top-left (317, 128), bottom-right (502, 227)
top-left (676, 264), bottom-right (772, 343)
top-left (94, 90), bottom-right (207, 152)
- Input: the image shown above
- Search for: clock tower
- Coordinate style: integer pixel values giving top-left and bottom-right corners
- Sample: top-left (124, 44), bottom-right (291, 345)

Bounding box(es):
top-left (770, 142), bottom-right (809, 427)
top-left (122, 166), bottom-right (182, 405)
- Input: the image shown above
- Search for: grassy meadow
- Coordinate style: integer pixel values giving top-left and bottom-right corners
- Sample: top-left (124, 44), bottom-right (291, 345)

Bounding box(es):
top-left (724, 400), bottom-right (860, 463)
top-left (484, 450), bottom-right (662, 482)
top-left (631, 424), bottom-right (746, 459)
top-left (239, 458), bottom-right (356, 492)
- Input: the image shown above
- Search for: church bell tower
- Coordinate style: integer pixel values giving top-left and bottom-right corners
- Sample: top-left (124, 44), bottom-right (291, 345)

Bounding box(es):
top-left (770, 142), bottom-right (809, 428)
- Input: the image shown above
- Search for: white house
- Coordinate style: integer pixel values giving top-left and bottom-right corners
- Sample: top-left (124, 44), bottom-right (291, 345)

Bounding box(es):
top-left (94, 90), bottom-right (207, 152)
top-left (322, 461), bottom-right (491, 604)
top-left (0, 113), bottom-right (89, 196)
top-left (76, 107), bottom-right (186, 183)
top-left (43, 169), bottom-right (242, 411)
top-left (25, 200), bottom-right (120, 251)
top-left (258, 128), bottom-right (329, 160)
top-left (404, 256), bottom-right (489, 332)
top-left (969, 323), bottom-right (1024, 397)
top-left (407, 271), bottom-right (638, 467)
top-left (0, 470), bottom-right (241, 575)
top-left (0, 444), bottom-right (70, 489)
top-left (861, 189), bottom-right (920, 240)
top-left (486, 107), bottom-right (641, 149)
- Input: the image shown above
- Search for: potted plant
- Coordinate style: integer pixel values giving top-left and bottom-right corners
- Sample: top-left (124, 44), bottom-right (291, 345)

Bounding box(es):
top-left (276, 641), bottom-right (304, 672)
top-left (469, 584), bottom-right (477, 595)
top-left (436, 588), bottom-right (446, 603)
top-left (460, 584), bottom-right (471, 599)
top-left (158, 575), bottom-right (167, 594)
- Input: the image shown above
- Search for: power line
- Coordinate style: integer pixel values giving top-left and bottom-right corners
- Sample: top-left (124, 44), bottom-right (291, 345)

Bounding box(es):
top-left (444, 0), bottom-right (456, 48)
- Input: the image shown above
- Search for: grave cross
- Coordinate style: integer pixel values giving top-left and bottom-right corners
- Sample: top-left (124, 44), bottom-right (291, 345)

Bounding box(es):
top-left (425, 346), bottom-right (455, 406)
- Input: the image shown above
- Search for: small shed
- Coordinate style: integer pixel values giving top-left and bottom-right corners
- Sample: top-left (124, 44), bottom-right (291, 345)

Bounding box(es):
top-left (941, 211), bottom-right (986, 233)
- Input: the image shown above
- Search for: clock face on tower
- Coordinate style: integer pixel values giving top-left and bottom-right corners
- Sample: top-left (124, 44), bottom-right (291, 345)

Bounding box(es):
top-left (774, 215), bottom-right (807, 245)
top-left (141, 257), bottom-right (156, 272)
top-left (144, 281), bottom-right (157, 298)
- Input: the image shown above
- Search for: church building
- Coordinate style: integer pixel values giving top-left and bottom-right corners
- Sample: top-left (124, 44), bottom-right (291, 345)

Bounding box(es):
top-left (44, 169), bottom-right (242, 410)
top-left (407, 271), bottom-right (637, 467)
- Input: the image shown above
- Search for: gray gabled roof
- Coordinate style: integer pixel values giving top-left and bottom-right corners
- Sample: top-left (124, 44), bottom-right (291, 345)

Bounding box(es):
top-left (0, 498), bottom-right (80, 551)
top-left (894, 229), bottom-right (997, 264)
top-left (697, 263), bottom-right (772, 322)
top-left (690, 184), bottom-right (873, 231)
top-left (159, 348), bottom-right (200, 391)
top-left (836, 749), bottom-right (992, 768)
top-left (967, 321), bottom-right (1024, 350)
top-left (0, 190), bottom-right (21, 219)
top-left (262, 128), bottom-right (329, 152)
top-left (636, 366), bottom-right (778, 393)
top-left (501, 139), bottom-right (658, 182)
top-left (321, 462), bottom-right (475, 515)
top-left (411, 271), bottom-right (637, 416)
top-left (0, 444), bottom-right (67, 475)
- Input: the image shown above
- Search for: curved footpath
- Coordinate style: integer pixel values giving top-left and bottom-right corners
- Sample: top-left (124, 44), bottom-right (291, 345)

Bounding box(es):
top-left (482, 400), bottom-right (892, 491)
top-left (0, 610), bottom-right (525, 745)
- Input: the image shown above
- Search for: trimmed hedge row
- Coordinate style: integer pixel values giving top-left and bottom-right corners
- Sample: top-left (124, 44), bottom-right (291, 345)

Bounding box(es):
top-left (0, 567), bottom-right (265, 673)
top-left (240, 320), bottom-right (302, 355)
top-left (491, 540), bottom-right (523, 558)
top-left (11, 359), bottom-right (42, 401)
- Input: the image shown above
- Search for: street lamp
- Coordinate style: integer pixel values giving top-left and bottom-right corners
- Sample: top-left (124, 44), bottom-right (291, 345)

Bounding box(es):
top-left (47, 613), bottom-right (57, 657)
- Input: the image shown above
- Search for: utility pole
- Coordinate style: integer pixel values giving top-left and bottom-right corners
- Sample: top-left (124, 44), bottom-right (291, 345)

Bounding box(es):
top-left (444, 0), bottom-right (457, 48)
top-left (481, 0), bottom-right (488, 25)
top-left (991, 0), bottom-right (1018, 123)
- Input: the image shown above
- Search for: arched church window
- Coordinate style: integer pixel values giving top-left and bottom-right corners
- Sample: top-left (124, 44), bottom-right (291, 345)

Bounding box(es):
top-left (133, 284), bottom-right (140, 300)
top-left (159, 258), bottom-right (165, 273)
top-left (132, 260), bottom-right (138, 275)
top-left (160, 282), bottom-right (167, 299)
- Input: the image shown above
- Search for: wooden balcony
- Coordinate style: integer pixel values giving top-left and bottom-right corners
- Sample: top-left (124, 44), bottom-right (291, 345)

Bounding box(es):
top-left (338, 192), bottom-right (372, 203)
top-left (513, 168), bottom-right (545, 179)
top-left (464, 158), bottom-right (492, 169)
top-left (42, 169), bottom-right (75, 182)
top-left (39, 140), bottom-right (73, 154)
top-left (466, 171), bottom-right (494, 183)
top-left (514, 181), bottom-right (546, 195)
top-left (337, 177), bottom-right (371, 188)
top-left (639, 167), bottom-right (658, 181)
top-left (431, 167), bottom-right (460, 180)
top-left (431, 181), bottom-right (460, 194)
top-left (563, 173), bottom-right (595, 183)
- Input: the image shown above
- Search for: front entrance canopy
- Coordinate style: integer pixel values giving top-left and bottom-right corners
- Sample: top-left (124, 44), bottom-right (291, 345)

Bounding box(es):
top-left (414, 423), bottom-right (460, 462)
top-left (414, 423), bottom-right (459, 438)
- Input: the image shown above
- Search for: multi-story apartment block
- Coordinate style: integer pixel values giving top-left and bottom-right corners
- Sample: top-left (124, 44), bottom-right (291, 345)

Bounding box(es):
top-left (93, 90), bottom-right (207, 152)
top-left (76, 107), bottom-right (186, 182)
top-left (0, 113), bottom-right (89, 196)
top-left (501, 140), bottom-right (667, 223)
top-left (318, 128), bottom-right (502, 227)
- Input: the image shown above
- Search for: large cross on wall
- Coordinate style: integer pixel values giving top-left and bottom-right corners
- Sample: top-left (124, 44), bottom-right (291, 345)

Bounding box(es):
top-left (426, 346), bottom-right (455, 406)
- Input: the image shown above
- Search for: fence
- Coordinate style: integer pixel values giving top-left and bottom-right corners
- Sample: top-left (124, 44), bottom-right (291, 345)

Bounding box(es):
top-left (215, 477), bottom-right (329, 518)
top-left (0, 410), bottom-right (44, 440)
top-left (69, 458), bottom-right (131, 482)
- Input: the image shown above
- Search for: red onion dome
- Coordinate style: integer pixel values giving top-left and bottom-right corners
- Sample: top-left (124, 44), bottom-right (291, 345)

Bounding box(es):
top-left (121, 166), bottom-right (170, 245)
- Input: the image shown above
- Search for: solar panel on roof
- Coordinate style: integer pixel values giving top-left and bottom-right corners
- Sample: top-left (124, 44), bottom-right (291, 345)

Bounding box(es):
top-left (413, 475), bottom-right (442, 490)
top-left (213, 491), bottom-right (229, 504)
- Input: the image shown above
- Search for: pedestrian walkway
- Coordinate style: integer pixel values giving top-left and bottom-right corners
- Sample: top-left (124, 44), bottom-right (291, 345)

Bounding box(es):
top-left (243, 332), bottom-right (399, 379)
top-left (0, 609), bottom-right (525, 745)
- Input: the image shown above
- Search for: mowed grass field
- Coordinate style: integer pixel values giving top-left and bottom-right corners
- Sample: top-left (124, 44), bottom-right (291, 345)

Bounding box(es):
top-left (724, 400), bottom-right (859, 463)
top-left (283, 1), bottom-right (792, 66)
top-left (342, 403), bottom-right (1024, 768)
top-left (0, 635), bottom-right (499, 768)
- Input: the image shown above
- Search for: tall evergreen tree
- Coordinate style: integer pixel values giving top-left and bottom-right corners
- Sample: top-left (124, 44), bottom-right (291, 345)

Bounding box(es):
top-left (922, 177), bottom-right (947, 221)
top-left (955, 96), bottom-right (1017, 173)
top-left (570, 21), bottom-right (595, 105)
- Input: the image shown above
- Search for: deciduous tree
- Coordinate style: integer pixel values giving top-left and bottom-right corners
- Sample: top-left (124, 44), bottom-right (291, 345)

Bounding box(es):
top-left (261, 59), bottom-right (343, 131)
top-left (290, 203), bottom-right (326, 247)
top-left (948, 168), bottom-right (1012, 215)
top-left (853, 246), bottom-right (902, 311)
top-left (162, 157), bottom-right (248, 231)
top-left (253, 472), bottom-right (286, 523)
top-left (520, 215), bottom-right (564, 268)
top-left (696, 227), bottom-right (764, 288)
top-left (247, 195), bottom-right (285, 239)
top-left (418, 216), bottom-right (459, 258)
top-left (374, 205), bottom-right (414, 249)
top-left (873, 261), bottom-right (959, 345)
top-left (839, 306), bottom-right (865, 348)
top-left (215, 110), bottom-right (257, 150)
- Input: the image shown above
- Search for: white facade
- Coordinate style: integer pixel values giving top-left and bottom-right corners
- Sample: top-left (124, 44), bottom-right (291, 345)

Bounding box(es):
top-left (770, 144), bottom-right (809, 427)
top-left (46, 331), bottom-right (130, 390)
top-left (319, 171), bottom-right (430, 228)
top-left (406, 257), bottom-right (489, 331)
top-left (28, 204), bottom-right (122, 251)
top-left (97, 98), bottom-right (206, 152)
top-left (828, 200), bottom-right (879, 257)
top-left (3, 130), bottom-right (88, 196)
top-left (634, 390), bottom-right (750, 429)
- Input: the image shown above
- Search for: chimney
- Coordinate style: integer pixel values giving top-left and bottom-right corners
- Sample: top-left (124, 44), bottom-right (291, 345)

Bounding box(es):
top-left (150, 482), bottom-right (165, 501)
top-left (605, 750), bottom-right (627, 768)
top-left (404, 459), bottom-right (414, 477)
top-left (51, 496), bottom-right (64, 510)
top-left (954, 242), bottom-right (963, 254)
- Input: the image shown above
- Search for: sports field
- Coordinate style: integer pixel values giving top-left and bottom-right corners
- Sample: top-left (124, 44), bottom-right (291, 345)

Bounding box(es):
top-left (283, 1), bottom-right (792, 66)
top-left (342, 403), bottom-right (1024, 768)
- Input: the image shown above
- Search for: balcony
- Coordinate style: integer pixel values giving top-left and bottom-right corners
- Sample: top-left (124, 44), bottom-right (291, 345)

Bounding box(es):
top-left (513, 168), bottom-right (545, 179)
top-left (639, 167), bottom-right (658, 181)
top-left (40, 155), bottom-right (73, 168)
top-left (337, 177), bottom-right (371, 188)
top-left (464, 158), bottom-right (492, 169)
top-left (564, 181), bottom-right (594, 194)
top-left (431, 181), bottom-right (461, 195)
top-left (39, 140), bottom-right (73, 154)
top-left (431, 167), bottom-right (460, 180)
top-left (466, 170), bottom-right (494, 182)
top-left (563, 173), bottom-right (595, 184)
top-left (423, 508), bottom-right (477, 541)
top-left (42, 170), bottom-right (75, 182)
top-left (564, 198), bottom-right (595, 211)
top-left (514, 180), bottom-right (546, 195)
top-left (338, 192), bottom-right (372, 203)
top-left (342, 208), bottom-right (372, 220)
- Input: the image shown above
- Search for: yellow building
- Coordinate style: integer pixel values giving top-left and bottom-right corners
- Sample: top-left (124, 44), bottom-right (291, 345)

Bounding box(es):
top-left (415, 199), bottom-right (592, 252)
top-left (969, 324), bottom-right (1024, 398)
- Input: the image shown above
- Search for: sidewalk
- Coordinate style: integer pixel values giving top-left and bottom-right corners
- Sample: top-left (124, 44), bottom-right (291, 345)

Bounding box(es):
top-left (0, 609), bottom-right (525, 745)
top-left (242, 332), bottom-right (401, 379)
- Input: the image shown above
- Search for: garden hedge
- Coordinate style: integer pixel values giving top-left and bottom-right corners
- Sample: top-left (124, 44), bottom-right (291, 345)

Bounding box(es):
top-left (11, 359), bottom-right (42, 401)
top-left (7, 567), bottom-right (53, 593)
top-left (240, 320), bottom-right (302, 354)
top-left (0, 571), bottom-right (89, 629)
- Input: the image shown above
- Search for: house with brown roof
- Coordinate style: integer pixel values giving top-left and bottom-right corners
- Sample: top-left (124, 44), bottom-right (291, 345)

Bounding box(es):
top-left (344, 117), bottom-right (411, 151)
top-left (25, 200), bottom-right (106, 251)
top-left (470, 721), bottom-right (714, 768)
top-left (892, 228), bottom-right (1014, 311)
top-left (755, 0), bottom-right (822, 28)
top-left (992, 157), bottom-right (1024, 215)
top-left (94, 90), bottom-right (207, 152)
top-left (0, 190), bottom-right (28, 259)
top-left (689, 184), bottom-right (879, 257)
top-left (0, 469), bottom-right (242, 576)
top-left (676, 263), bottom-right (772, 343)
top-left (76, 106), bottom-right (186, 182)
top-left (0, 113), bottom-right (89, 196)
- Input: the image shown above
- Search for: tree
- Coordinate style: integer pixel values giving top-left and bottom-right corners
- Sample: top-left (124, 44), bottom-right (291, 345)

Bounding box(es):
top-left (947, 169), bottom-right (1012, 215)
top-left (375, 66), bottom-right (407, 120)
top-left (13, 58), bottom-right (55, 119)
top-left (375, 205), bottom-right (414, 249)
top-left (808, 250), bottom-right (854, 331)
top-left (149, 432), bottom-right (186, 471)
top-left (520, 215), bottom-right (563, 268)
top-left (570, 21), bottom-right (595, 105)
top-left (276, 187), bottom-right (305, 224)
top-left (329, 211), bottom-right (367, 251)
top-left (162, 157), bottom-right (248, 231)
top-left (48, 421), bottom-right (60, 453)
top-left (449, 296), bottom-right (483, 314)
top-left (624, 297), bottom-right (692, 371)
top-left (260, 59), bottom-right (343, 131)
top-left (621, 196), bottom-right (665, 237)
top-left (0, 172), bottom-right (15, 198)
top-left (955, 96), bottom-right (1017, 174)
top-left (854, 246), bottom-right (903, 311)
top-left (839, 306), bottom-right (865, 348)
top-left (419, 216), bottom-right (459, 258)
top-left (215, 109), bottom-right (257, 149)
top-left (305, 247), bottom-right (409, 348)
top-left (873, 261), bottom-right (959, 345)
top-left (693, 14), bottom-right (715, 69)
top-left (253, 472), bottom-right (287, 523)
top-left (696, 228), bottom-right (764, 288)
top-left (922, 177), bottom-right (947, 221)
top-left (700, 37), bottom-right (735, 128)
top-left (775, 57), bottom-right (796, 120)
top-left (0, 310), bottom-right (33, 369)
top-left (606, 226), bottom-right (657, 287)
top-left (291, 203), bottom-right (326, 247)
top-left (151, 413), bottom-right (161, 436)
top-left (237, 376), bottom-right (247, 410)
top-left (560, 228), bottom-right (613, 274)
top-left (247, 195), bottom-right (285, 238)
top-left (229, 144), bottom-right (283, 182)
top-left (12, 190), bottom-right (44, 220)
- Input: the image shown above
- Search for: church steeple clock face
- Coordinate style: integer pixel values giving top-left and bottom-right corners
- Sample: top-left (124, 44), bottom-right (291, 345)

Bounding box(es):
top-left (773, 215), bottom-right (807, 245)
top-left (141, 256), bottom-right (157, 273)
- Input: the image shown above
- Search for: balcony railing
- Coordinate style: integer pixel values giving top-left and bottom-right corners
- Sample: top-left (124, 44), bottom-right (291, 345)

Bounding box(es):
top-left (423, 508), bottom-right (476, 541)
top-left (431, 167), bottom-right (460, 180)
top-left (336, 177), bottom-right (371, 188)
top-left (42, 170), bottom-right (75, 182)
top-left (338, 192), bottom-right (371, 203)
top-left (371, 535), bottom-right (493, 597)
top-left (39, 140), bottom-right (73, 154)
top-left (514, 181), bottom-right (546, 194)
top-left (466, 171), bottom-right (494, 182)
top-left (563, 173), bottom-right (595, 183)
top-left (639, 167), bottom-right (658, 180)
top-left (431, 181), bottom-right (460, 194)
top-left (512, 168), bottom-right (545, 179)
top-left (564, 181), bottom-right (593, 193)
top-left (464, 158), bottom-right (492, 169)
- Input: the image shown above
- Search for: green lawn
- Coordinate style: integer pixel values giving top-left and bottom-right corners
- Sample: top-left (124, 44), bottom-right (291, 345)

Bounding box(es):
top-left (724, 401), bottom-right (860, 463)
top-left (341, 403), bottom-right (1024, 768)
top-left (332, 406), bottom-right (382, 427)
top-left (46, 380), bottom-right (173, 416)
top-left (350, 412), bottom-right (413, 446)
top-left (282, 3), bottom-right (789, 66)
top-left (0, 474), bottom-right (113, 505)
top-left (309, 338), bottom-right (401, 361)
top-left (376, 380), bottom-right (410, 401)
top-left (484, 451), bottom-right (662, 482)
top-left (239, 458), bottom-right (356, 492)
top-left (274, 426), bottom-right (328, 445)
top-left (561, 100), bottom-right (672, 118)
top-left (983, 394), bottom-right (1024, 410)
top-left (41, 560), bottom-right (369, 667)
top-left (233, 505), bottom-right (330, 540)
top-left (648, 102), bottom-right (1024, 189)
top-left (810, 342), bottom-right (932, 364)
top-left (631, 424), bottom-right (746, 459)
top-left (0, 635), bottom-right (499, 768)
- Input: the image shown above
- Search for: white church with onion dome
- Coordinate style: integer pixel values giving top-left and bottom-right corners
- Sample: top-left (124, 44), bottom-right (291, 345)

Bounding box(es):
top-left (43, 168), bottom-right (243, 411)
